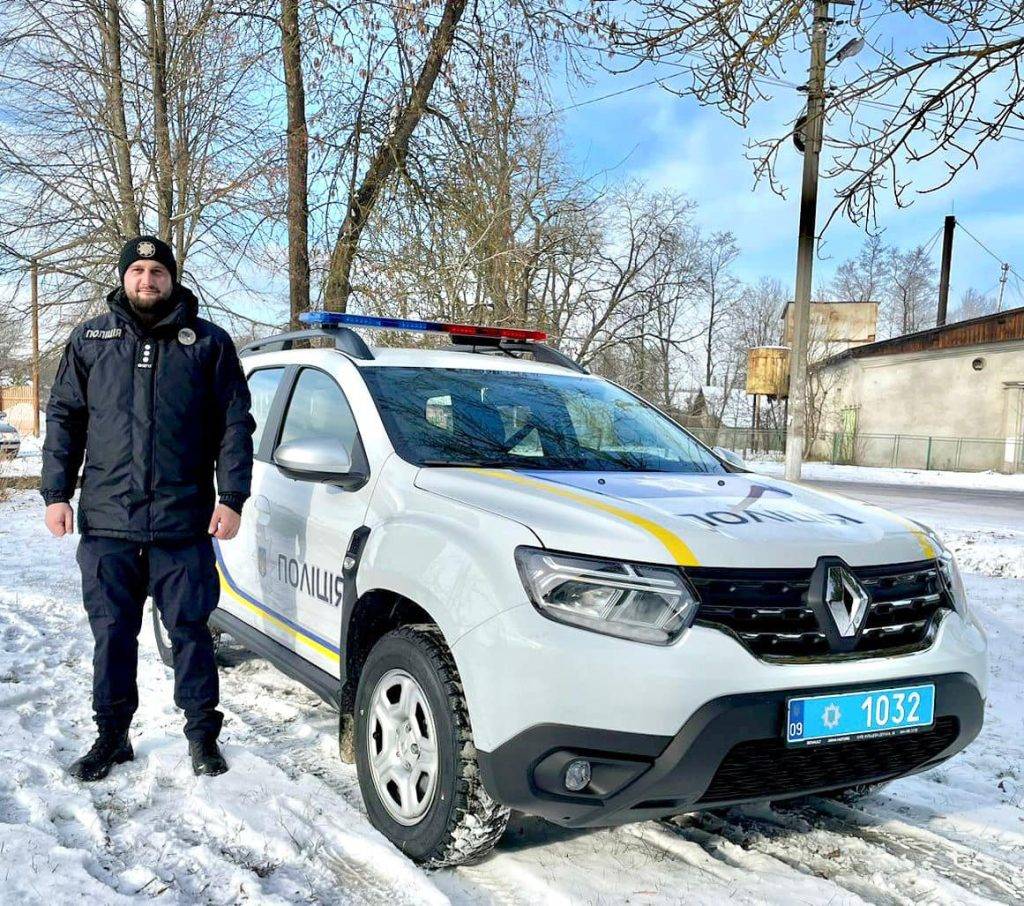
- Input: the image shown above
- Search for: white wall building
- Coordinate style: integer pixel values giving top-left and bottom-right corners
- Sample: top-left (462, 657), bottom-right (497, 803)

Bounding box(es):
top-left (815, 307), bottom-right (1024, 472)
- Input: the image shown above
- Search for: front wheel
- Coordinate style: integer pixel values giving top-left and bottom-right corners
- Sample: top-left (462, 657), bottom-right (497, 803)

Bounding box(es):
top-left (354, 624), bottom-right (509, 866)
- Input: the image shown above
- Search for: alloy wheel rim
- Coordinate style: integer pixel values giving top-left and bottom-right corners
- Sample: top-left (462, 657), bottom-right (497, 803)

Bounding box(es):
top-left (366, 668), bottom-right (439, 826)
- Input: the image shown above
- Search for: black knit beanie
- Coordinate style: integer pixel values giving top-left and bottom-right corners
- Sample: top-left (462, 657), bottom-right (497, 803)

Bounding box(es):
top-left (118, 235), bottom-right (177, 285)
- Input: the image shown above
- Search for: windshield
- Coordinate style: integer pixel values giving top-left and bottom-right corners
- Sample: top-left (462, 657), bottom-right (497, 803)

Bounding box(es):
top-left (360, 367), bottom-right (727, 474)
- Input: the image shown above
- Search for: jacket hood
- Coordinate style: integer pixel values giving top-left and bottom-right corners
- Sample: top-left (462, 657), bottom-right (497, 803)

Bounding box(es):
top-left (414, 467), bottom-right (938, 570)
top-left (106, 284), bottom-right (199, 333)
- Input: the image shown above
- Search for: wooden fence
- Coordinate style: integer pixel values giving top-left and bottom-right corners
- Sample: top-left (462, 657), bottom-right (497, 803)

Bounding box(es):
top-left (0, 386), bottom-right (36, 435)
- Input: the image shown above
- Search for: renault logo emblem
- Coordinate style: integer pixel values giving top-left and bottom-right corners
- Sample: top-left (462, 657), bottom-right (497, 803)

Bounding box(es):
top-left (808, 557), bottom-right (871, 652)
top-left (824, 566), bottom-right (869, 637)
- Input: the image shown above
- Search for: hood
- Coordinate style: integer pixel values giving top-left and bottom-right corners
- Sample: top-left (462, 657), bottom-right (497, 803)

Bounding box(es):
top-left (106, 284), bottom-right (198, 334)
top-left (413, 468), bottom-right (937, 569)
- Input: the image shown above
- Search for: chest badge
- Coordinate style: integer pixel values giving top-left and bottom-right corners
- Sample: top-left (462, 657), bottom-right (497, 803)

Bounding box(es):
top-left (178, 327), bottom-right (196, 346)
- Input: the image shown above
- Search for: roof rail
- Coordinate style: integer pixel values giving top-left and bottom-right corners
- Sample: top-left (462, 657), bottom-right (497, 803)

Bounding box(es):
top-left (448, 335), bottom-right (587, 374)
top-left (239, 327), bottom-right (374, 360)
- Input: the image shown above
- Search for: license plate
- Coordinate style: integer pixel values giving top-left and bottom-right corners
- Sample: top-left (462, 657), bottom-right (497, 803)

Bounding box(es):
top-left (786, 683), bottom-right (935, 747)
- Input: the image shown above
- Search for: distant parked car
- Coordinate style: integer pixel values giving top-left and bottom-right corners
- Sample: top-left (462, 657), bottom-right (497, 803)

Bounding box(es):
top-left (0, 414), bottom-right (21, 459)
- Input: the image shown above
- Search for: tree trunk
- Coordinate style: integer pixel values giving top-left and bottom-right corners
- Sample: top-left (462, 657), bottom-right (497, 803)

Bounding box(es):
top-left (323, 0), bottom-right (468, 312)
top-left (705, 287), bottom-right (716, 385)
top-left (102, 0), bottom-right (139, 237)
top-left (145, 0), bottom-right (174, 243)
top-left (281, 0), bottom-right (310, 327)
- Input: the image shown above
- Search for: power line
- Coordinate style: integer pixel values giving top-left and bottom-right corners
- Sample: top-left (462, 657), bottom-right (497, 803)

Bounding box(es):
top-left (956, 219), bottom-right (1024, 303)
top-left (921, 224), bottom-right (945, 258)
top-left (547, 74), bottom-right (679, 115)
top-left (521, 14), bottom-right (1024, 140)
top-left (957, 220), bottom-right (1007, 265)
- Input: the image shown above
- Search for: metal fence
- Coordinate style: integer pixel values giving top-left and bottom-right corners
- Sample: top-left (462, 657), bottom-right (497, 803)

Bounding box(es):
top-left (688, 426), bottom-right (1024, 474)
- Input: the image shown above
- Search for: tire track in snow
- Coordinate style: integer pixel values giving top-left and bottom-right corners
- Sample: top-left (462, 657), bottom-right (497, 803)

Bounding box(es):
top-left (785, 798), bottom-right (1024, 902)
top-left (816, 791), bottom-right (1024, 865)
top-left (198, 652), bottom-right (445, 905)
top-left (666, 802), bottom-right (1022, 905)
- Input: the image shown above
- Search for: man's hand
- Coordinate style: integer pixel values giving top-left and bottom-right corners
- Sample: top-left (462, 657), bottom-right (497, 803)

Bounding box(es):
top-left (45, 502), bottom-right (74, 537)
top-left (208, 503), bottom-right (241, 540)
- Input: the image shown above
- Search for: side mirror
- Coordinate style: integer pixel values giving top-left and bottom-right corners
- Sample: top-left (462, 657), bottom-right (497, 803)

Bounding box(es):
top-left (713, 446), bottom-right (747, 470)
top-left (273, 437), bottom-right (367, 489)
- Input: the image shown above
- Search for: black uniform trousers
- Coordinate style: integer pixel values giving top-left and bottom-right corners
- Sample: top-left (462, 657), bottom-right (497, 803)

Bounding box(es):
top-left (76, 534), bottom-right (223, 741)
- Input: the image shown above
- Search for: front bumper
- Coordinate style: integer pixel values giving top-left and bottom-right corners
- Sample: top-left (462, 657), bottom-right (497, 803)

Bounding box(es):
top-left (476, 671), bottom-right (983, 827)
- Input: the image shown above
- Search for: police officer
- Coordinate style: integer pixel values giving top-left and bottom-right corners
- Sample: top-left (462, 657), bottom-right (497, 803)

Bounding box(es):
top-left (41, 236), bottom-right (256, 780)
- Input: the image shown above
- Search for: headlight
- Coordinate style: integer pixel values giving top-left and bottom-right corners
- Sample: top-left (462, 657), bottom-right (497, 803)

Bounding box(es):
top-left (515, 547), bottom-right (700, 645)
top-left (937, 548), bottom-right (970, 617)
top-left (912, 520), bottom-right (970, 617)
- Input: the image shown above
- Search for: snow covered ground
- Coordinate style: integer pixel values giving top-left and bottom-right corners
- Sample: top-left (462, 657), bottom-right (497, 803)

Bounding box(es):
top-left (0, 430), bottom-right (43, 480)
top-left (750, 459), bottom-right (1024, 493)
top-left (1, 487), bottom-right (1022, 905)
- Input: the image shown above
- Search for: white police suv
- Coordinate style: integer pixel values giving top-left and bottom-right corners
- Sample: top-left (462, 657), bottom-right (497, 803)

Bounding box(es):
top-left (187, 312), bottom-right (987, 866)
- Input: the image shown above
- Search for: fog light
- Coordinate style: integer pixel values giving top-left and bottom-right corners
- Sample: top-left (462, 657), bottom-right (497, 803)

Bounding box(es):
top-left (564, 759), bottom-right (592, 792)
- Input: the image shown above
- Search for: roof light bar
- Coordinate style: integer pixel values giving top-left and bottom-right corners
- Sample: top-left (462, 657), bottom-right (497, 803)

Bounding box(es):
top-left (299, 311), bottom-right (547, 342)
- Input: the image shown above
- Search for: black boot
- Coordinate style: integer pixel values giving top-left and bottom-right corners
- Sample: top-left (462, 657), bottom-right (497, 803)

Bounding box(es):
top-left (189, 735), bottom-right (228, 776)
top-left (68, 727), bottom-right (133, 781)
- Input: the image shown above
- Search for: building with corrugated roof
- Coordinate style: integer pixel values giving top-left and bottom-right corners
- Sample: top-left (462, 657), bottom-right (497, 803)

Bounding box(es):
top-left (815, 307), bottom-right (1024, 472)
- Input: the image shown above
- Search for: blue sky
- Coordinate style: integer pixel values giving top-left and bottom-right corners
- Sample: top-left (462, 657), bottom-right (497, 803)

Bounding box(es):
top-left (551, 35), bottom-right (1024, 312)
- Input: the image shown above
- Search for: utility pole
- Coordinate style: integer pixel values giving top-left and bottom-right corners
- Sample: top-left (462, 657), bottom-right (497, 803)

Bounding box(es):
top-left (997, 262), bottom-right (1009, 311)
top-left (785, 0), bottom-right (838, 482)
top-left (936, 214), bottom-right (956, 327)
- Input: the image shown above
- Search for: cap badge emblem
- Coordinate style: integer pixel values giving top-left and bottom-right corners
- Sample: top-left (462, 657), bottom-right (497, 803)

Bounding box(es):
top-left (137, 240), bottom-right (156, 257)
top-left (178, 328), bottom-right (196, 346)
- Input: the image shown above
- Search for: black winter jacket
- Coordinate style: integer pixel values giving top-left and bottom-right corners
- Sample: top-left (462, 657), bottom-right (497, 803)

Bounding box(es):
top-left (41, 285), bottom-right (256, 541)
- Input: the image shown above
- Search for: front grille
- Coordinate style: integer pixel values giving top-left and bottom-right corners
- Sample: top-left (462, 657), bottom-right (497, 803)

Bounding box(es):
top-left (691, 560), bottom-right (953, 660)
top-left (698, 716), bottom-right (959, 805)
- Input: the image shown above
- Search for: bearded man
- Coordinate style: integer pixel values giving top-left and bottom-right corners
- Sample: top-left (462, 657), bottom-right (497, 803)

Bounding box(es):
top-left (41, 235), bottom-right (256, 779)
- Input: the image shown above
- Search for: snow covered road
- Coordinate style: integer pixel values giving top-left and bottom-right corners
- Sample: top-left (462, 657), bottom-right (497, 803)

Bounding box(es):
top-left (1, 489), bottom-right (1022, 905)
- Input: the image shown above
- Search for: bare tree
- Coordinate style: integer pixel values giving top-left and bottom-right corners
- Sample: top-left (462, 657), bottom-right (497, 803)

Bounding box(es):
top-left (143, 0), bottom-right (173, 241)
top-left (953, 286), bottom-right (996, 322)
top-left (731, 276), bottom-right (788, 351)
top-left (594, 2), bottom-right (1024, 229)
top-left (886, 243), bottom-right (936, 337)
top-left (0, 0), bottom-right (282, 342)
top-left (104, 0), bottom-right (142, 237)
top-left (696, 231), bottom-right (741, 385)
top-left (322, 0), bottom-right (470, 311)
top-left (280, 0), bottom-right (310, 326)
top-left (828, 233), bottom-right (891, 303)
top-left (0, 308), bottom-right (26, 385)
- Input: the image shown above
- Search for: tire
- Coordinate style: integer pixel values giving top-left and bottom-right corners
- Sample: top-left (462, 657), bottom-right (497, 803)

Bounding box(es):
top-left (150, 600), bottom-right (224, 668)
top-left (152, 599), bottom-right (175, 667)
top-left (354, 624), bottom-right (510, 866)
